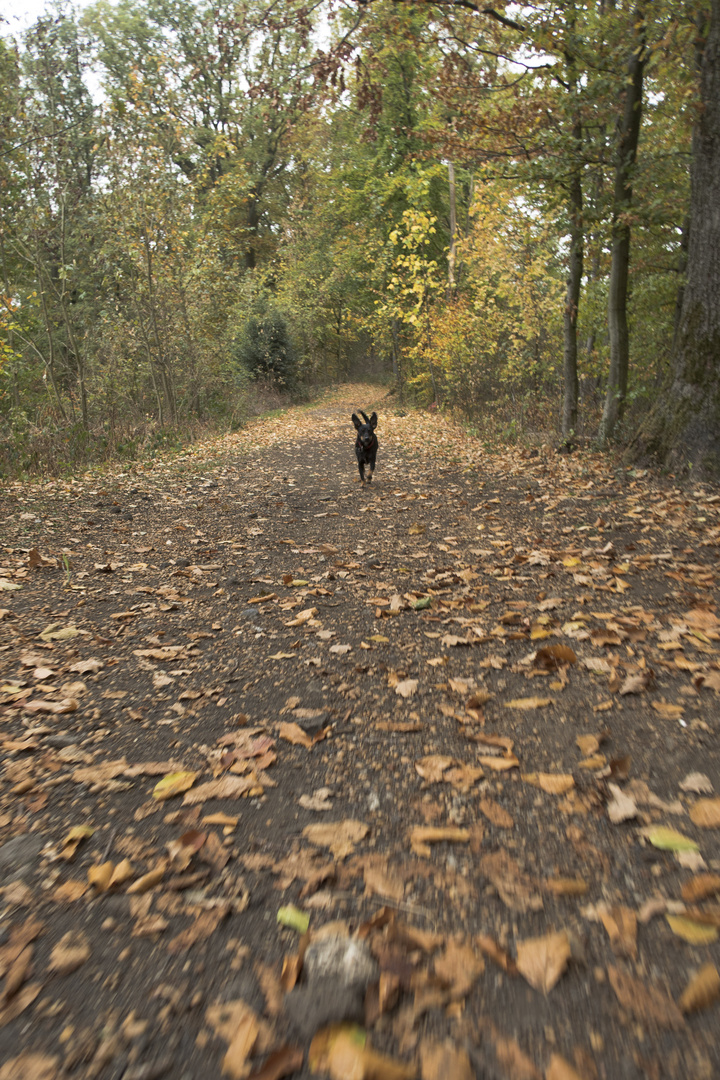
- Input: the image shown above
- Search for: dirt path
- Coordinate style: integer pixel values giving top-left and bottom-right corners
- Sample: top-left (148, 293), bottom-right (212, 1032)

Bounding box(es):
top-left (1, 385), bottom-right (719, 1080)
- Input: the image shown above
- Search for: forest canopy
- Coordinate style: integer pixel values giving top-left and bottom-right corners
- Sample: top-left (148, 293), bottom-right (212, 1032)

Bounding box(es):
top-left (1, 0), bottom-right (716, 474)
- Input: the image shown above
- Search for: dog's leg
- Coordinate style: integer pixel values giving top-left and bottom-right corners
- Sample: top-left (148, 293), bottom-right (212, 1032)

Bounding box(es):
top-left (358, 461), bottom-right (365, 484)
top-left (366, 464), bottom-right (373, 483)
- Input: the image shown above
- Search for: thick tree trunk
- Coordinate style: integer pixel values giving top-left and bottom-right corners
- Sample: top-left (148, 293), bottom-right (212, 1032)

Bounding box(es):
top-left (599, 6), bottom-right (646, 443)
top-left (634, 1), bottom-right (720, 472)
top-left (562, 116), bottom-right (583, 441)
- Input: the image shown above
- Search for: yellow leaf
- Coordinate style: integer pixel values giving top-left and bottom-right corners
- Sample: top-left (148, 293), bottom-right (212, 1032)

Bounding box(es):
top-left (666, 916), bottom-right (718, 945)
top-left (152, 771), bottom-right (197, 801)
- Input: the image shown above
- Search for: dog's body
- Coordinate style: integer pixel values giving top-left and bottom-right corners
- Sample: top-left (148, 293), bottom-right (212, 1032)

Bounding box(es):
top-left (352, 410), bottom-right (378, 484)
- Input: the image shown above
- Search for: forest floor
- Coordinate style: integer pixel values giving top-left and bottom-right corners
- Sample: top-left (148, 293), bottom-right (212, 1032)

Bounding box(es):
top-left (1, 384), bottom-right (720, 1080)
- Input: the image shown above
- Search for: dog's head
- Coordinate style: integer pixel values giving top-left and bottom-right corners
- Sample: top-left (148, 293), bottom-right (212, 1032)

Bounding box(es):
top-left (352, 411), bottom-right (377, 449)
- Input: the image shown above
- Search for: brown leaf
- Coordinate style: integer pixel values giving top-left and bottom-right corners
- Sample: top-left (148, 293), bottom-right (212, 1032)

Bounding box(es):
top-left (433, 940), bottom-right (484, 998)
top-left (475, 934), bottom-right (518, 974)
top-left (678, 963), bottom-right (720, 1014)
top-left (415, 755), bottom-right (454, 783)
top-left (222, 1012), bottom-right (260, 1079)
top-left (483, 1024), bottom-right (541, 1080)
top-left (681, 873), bottom-right (720, 903)
top-left (395, 678), bottom-right (418, 698)
top-left (479, 851), bottom-right (543, 913)
top-left (606, 783), bottom-right (637, 824)
top-left (534, 645), bottom-right (577, 669)
top-left (253, 962), bottom-right (285, 1018)
top-left (607, 966), bottom-right (684, 1029)
top-left (545, 1054), bottom-right (585, 1080)
top-left (247, 1046), bottom-right (305, 1080)
top-left (505, 696), bottom-right (552, 710)
top-left (279, 721), bottom-right (314, 749)
top-left (522, 773), bottom-right (575, 796)
top-left (599, 905), bottom-right (637, 959)
top-left (48, 931), bottom-right (90, 975)
top-left (478, 797), bottom-right (514, 828)
top-left (0, 1053), bottom-right (58, 1080)
top-left (515, 930), bottom-right (571, 993)
top-left (3, 944), bottom-right (33, 1000)
top-left (364, 863), bottom-right (405, 903)
top-left (619, 671), bottom-right (653, 696)
top-left (409, 826), bottom-right (470, 856)
top-left (182, 775), bottom-right (256, 804)
top-left (420, 1039), bottom-right (473, 1080)
top-left (689, 798), bottom-right (720, 828)
top-left (0, 981), bottom-right (43, 1027)
top-left (303, 820), bottom-right (369, 860)
top-left (167, 909), bottom-right (227, 955)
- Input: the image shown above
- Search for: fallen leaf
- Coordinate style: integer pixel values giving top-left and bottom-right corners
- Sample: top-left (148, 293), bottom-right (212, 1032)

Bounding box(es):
top-left (599, 905), bottom-right (637, 959)
top-left (522, 773), bottom-right (575, 796)
top-left (607, 966), bottom-right (684, 1029)
top-left (222, 1012), bottom-right (260, 1079)
top-left (279, 722), bottom-right (314, 749)
top-left (303, 820), bottom-right (369, 859)
top-left (478, 797), bottom-right (514, 828)
top-left (681, 873), bottom-right (720, 902)
top-left (48, 931), bottom-right (90, 975)
top-left (515, 930), bottom-right (571, 993)
top-left (0, 1054), bottom-right (58, 1080)
top-left (606, 783), bottom-right (638, 824)
top-left (419, 1039), bottom-right (473, 1080)
top-left (644, 826), bottom-right (699, 852)
top-left (395, 678), bottom-right (418, 698)
top-left (665, 915), bottom-right (718, 945)
top-left (433, 940), bottom-right (484, 998)
top-left (409, 826), bottom-right (470, 856)
top-left (678, 963), bottom-right (720, 1013)
top-left (679, 772), bottom-right (713, 795)
top-left (277, 905), bottom-right (310, 934)
top-left (183, 775), bottom-right (255, 804)
top-left (534, 645), bottom-right (577, 669)
top-left (505, 697), bottom-right (552, 710)
top-left (247, 1046), bottom-right (305, 1080)
top-left (689, 798), bottom-right (720, 828)
top-left (153, 770), bottom-right (197, 801)
top-left (545, 1055), bottom-right (584, 1080)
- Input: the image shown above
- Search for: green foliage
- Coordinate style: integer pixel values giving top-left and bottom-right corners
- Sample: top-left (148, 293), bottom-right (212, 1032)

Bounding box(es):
top-left (234, 313), bottom-right (298, 389)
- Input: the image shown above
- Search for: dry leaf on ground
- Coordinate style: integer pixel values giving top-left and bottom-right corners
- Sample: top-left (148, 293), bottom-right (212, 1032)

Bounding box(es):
top-left (303, 820), bottom-right (369, 859)
top-left (522, 773), bottom-right (575, 796)
top-left (689, 798), bottom-right (720, 828)
top-left (48, 931), bottom-right (90, 975)
top-left (515, 930), bottom-right (571, 993)
top-left (545, 1054), bottom-right (585, 1080)
top-left (420, 1039), bottom-right (473, 1080)
top-left (599, 905), bottom-right (637, 959)
top-left (607, 966), bottom-right (684, 1029)
top-left (433, 940), bottom-right (484, 998)
top-left (678, 963), bottom-right (720, 1013)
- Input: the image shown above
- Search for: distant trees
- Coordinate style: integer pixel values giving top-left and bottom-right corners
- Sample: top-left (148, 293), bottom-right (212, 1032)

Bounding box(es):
top-left (0, 0), bottom-right (714, 472)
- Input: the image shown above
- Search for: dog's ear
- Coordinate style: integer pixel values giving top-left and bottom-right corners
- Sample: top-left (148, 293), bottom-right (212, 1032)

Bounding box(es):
top-left (369, 412), bottom-right (378, 429)
top-left (360, 410), bottom-right (370, 425)
top-left (352, 413), bottom-right (362, 430)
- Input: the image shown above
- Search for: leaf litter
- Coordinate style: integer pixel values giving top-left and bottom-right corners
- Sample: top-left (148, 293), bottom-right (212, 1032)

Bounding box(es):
top-left (0, 386), bottom-right (719, 1077)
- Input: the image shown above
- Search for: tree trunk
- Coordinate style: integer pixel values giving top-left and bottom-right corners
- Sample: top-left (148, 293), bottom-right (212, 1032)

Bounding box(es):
top-left (562, 113), bottom-right (583, 441)
top-left (599, 6), bottom-right (646, 443)
top-left (633, 1), bottom-right (720, 472)
top-left (447, 161), bottom-right (457, 296)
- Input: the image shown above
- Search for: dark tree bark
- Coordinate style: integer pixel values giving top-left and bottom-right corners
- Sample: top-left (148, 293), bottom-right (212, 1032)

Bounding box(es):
top-left (562, 110), bottom-right (584, 441)
top-left (634, 2), bottom-right (720, 472)
top-left (599, 5), bottom-right (646, 443)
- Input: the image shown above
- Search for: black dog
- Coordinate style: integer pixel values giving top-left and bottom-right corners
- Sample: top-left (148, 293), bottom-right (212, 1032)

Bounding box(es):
top-left (351, 410), bottom-right (378, 484)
